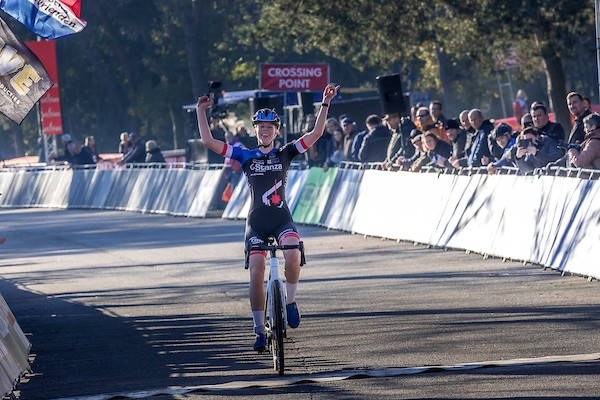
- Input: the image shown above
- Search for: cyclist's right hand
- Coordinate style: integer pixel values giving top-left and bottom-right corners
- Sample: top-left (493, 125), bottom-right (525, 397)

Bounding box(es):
top-left (197, 93), bottom-right (214, 110)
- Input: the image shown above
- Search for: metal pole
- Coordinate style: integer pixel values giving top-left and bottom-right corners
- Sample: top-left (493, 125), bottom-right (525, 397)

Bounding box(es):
top-left (596, 0), bottom-right (600, 101)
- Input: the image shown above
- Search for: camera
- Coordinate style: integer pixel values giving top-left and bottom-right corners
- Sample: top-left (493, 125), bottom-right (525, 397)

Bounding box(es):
top-left (557, 140), bottom-right (582, 152)
top-left (518, 138), bottom-right (532, 148)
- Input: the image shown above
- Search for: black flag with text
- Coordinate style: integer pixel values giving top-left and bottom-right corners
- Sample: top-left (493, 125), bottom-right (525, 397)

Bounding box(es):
top-left (0, 16), bottom-right (53, 124)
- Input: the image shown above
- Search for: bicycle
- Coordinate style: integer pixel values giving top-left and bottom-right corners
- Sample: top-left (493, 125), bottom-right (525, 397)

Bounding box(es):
top-left (246, 238), bottom-right (306, 375)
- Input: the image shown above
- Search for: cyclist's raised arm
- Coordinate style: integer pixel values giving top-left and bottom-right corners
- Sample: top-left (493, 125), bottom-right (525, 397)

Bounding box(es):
top-left (300, 84), bottom-right (341, 149)
top-left (196, 94), bottom-right (227, 154)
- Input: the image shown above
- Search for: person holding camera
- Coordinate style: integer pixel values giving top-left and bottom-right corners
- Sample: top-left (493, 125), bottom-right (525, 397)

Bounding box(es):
top-left (567, 113), bottom-right (600, 169)
top-left (514, 127), bottom-right (564, 173)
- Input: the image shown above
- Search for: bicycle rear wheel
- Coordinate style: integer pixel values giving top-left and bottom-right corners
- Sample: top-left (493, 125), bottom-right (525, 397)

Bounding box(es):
top-left (270, 280), bottom-right (285, 375)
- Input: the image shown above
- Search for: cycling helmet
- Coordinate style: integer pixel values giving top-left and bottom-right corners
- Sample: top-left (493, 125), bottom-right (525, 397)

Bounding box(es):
top-left (252, 108), bottom-right (281, 128)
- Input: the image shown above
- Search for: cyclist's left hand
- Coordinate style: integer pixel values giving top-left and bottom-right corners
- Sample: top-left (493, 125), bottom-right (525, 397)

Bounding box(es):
top-left (323, 84), bottom-right (341, 102)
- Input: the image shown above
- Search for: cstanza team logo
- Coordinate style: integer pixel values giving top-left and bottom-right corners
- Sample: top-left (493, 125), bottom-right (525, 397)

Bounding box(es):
top-left (250, 163), bottom-right (283, 173)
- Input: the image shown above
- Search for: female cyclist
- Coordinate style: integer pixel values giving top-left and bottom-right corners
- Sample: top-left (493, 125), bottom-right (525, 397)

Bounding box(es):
top-left (196, 84), bottom-right (340, 351)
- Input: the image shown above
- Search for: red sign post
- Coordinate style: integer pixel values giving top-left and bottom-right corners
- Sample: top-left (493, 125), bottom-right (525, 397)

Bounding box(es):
top-left (25, 40), bottom-right (63, 136)
top-left (260, 63), bottom-right (329, 91)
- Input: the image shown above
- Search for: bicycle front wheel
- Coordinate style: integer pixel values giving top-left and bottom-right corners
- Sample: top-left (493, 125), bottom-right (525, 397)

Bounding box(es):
top-left (270, 280), bottom-right (285, 375)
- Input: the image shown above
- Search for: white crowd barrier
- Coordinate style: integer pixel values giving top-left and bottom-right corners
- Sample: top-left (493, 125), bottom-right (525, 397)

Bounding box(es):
top-left (0, 165), bottom-right (224, 218)
top-left (0, 293), bottom-right (31, 397)
top-left (1, 164), bottom-right (598, 281)
top-left (222, 166), bottom-right (599, 281)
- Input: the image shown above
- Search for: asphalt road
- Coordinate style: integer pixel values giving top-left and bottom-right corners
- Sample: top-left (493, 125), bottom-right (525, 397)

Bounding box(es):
top-left (1, 208), bottom-right (599, 400)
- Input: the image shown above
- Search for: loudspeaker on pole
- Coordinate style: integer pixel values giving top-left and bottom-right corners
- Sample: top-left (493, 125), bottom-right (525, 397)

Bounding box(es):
top-left (376, 73), bottom-right (407, 116)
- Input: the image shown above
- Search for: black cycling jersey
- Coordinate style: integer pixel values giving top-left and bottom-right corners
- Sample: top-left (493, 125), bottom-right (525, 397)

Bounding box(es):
top-left (220, 138), bottom-right (309, 247)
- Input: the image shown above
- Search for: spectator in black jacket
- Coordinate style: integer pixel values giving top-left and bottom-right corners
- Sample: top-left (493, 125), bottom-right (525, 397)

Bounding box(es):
top-left (515, 127), bottom-right (564, 173)
top-left (120, 132), bottom-right (146, 164)
top-left (145, 140), bottom-right (166, 163)
top-left (567, 92), bottom-right (592, 144)
top-left (358, 114), bottom-right (391, 163)
top-left (531, 103), bottom-right (565, 142)
top-left (341, 116), bottom-right (361, 161)
top-left (445, 118), bottom-right (467, 159)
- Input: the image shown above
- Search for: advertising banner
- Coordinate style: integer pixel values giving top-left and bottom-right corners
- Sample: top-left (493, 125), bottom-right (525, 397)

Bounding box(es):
top-left (0, 0), bottom-right (86, 39)
top-left (25, 39), bottom-right (62, 134)
top-left (260, 63), bottom-right (329, 92)
top-left (0, 17), bottom-right (53, 124)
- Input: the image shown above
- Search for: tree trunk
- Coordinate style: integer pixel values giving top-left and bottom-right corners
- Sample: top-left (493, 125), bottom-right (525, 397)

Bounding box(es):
top-left (541, 45), bottom-right (571, 132)
top-left (435, 45), bottom-right (457, 116)
top-left (183, 0), bottom-right (204, 99)
top-left (12, 125), bottom-right (25, 157)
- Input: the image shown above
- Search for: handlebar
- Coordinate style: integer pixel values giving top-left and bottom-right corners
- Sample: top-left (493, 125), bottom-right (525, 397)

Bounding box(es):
top-left (245, 240), bottom-right (306, 269)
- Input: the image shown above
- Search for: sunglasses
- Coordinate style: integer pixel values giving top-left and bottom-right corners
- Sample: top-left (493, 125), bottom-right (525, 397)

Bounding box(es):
top-left (417, 114), bottom-right (428, 118)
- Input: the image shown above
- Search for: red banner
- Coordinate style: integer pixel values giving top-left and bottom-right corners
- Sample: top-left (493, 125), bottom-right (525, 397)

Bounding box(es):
top-left (25, 40), bottom-right (63, 135)
top-left (260, 63), bottom-right (329, 92)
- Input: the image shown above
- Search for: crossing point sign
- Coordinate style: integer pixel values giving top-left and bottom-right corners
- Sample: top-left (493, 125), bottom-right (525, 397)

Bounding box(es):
top-left (260, 63), bottom-right (329, 91)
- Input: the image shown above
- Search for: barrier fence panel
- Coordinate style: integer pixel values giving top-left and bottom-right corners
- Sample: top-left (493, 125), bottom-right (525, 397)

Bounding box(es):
top-left (1, 164), bottom-right (598, 279)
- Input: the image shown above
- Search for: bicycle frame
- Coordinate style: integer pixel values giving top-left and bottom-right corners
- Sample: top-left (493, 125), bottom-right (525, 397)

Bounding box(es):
top-left (246, 239), bottom-right (305, 375)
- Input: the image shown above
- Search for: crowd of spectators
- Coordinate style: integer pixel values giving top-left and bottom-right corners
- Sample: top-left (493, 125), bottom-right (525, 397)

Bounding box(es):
top-left (303, 90), bottom-right (600, 174)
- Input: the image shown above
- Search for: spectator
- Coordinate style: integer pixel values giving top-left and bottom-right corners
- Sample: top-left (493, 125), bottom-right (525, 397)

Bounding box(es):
top-left (415, 106), bottom-right (440, 139)
top-left (566, 92), bottom-right (592, 144)
top-left (84, 136), bottom-right (102, 162)
top-left (323, 127), bottom-right (346, 171)
top-left (235, 125), bottom-right (249, 138)
top-left (308, 117), bottom-right (336, 166)
top-left (450, 109), bottom-right (493, 168)
top-left (521, 113), bottom-right (533, 129)
top-left (120, 132), bottom-right (146, 164)
top-left (385, 114), bottom-right (417, 165)
top-left (341, 116), bottom-right (361, 161)
top-left (304, 113), bottom-right (316, 133)
top-left (486, 124), bottom-right (518, 174)
top-left (429, 100), bottom-right (446, 124)
top-left (445, 118), bottom-right (467, 160)
top-left (531, 103), bottom-right (565, 142)
top-left (118, 132), bottom-right (130, 155)
top-left (392, 129), bottom-right (423, 169)
top-left (48, 133), bottom-right (73, 163)
top-left (351, 125), bottom-right (369, 162)
top-left (583, 97), bottom-right (591, 111)
top-left (513, 89), bottom-right (528, 122)
top-left (567, 112), bottom-right (600, 169)
top-left (145, 140), bottom-right (166, 163)
top-left (459, 109), bottom-right (475, 150)
top-left (67, 141), bottom-right (95, 167)
top-left (417, 131), bottom-right (452, 171)
top-left (486, 123), bottom-right (514, 163)
top-left (358, 114), bottom-right (392, 163)
top-left (514, 127), bottom-right (564, 173)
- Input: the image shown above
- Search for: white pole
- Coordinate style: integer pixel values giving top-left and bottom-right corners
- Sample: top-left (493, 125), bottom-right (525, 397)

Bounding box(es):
top-left (596, 0), bottom-right (600, 101)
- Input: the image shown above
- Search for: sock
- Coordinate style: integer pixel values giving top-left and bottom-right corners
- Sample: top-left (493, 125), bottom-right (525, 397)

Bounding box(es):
top-left (286, 282), bottom-right (298, 305)
top-left (252, 311), bottom-right (265, 334)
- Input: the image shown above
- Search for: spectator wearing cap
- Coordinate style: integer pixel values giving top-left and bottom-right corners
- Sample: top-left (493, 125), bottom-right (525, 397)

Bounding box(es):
top-left (358, 114), bottom-right (392, 163)
top-left (567, 112), bottom-right (600, 169)
top-left (486, 125), bottom-right (518, 174)
top-left (395, 129), bottom-right (424, 170)
top-left (487, 123), bottom-right (514, 162)
top-left (384, 113), bottom-right (416, 166)
top-left (515, 127), bottom-right (564, 173)
top-left (120, 132), bottom-right (146, 164)
top-left (444, 118), bottom-right (467, 160)
top-left (531, 103), bottom-right (565, 142)
top-left (340, 116), bottom-right (361, 161)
